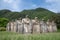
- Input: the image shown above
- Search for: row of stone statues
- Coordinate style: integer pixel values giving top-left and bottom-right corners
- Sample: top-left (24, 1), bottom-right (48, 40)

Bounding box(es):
top-left (6, 15), bottom-right (57, 34)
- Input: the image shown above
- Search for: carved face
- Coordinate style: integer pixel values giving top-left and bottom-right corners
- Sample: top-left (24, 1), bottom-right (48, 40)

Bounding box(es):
top-left (22, 18), bottom-right (30, 24)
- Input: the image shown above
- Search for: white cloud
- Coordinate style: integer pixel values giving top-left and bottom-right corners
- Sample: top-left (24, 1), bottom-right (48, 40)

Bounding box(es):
top-left (3, 0), bottom-right (13, 3)
top-left (12, 3), bottom-right (19, 11)
top-left (46, 0), bottom-right (60, 3)
top-left (45, 0), bottom-right (60, 12)
top-left (2, 0), bottom-right (22, 11)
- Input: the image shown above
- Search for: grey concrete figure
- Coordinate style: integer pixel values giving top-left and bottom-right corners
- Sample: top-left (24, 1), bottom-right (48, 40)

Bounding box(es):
top-left (32, 17), bottom-right (40, 34)
top-left (13, 22), bottom-right (17, 32)
top-left (22, 15), bottom-right (31, 34)
top-left (51, 21), bottom-right (57, 32)
top-left (6, 15), bottom-right (57, 34)
top-left (6, 22), bottom-right (11, 31)
top-left (9, 22), bottom-right (13, 32)
top-left (40, 20), bottom-right (48, 33)
top-left (46, 20), bottom-right (53, 32)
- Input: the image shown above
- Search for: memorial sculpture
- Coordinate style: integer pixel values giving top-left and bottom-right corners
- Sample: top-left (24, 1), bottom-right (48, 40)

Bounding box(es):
top-left (6, 15), bottom-right (57, 34)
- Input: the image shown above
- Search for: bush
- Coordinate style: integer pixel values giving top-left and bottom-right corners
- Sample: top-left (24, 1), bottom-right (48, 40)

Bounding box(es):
top-left (0, 27), bottom-right (6, 31)
top-left (0, 18), bottom-right (9, 28)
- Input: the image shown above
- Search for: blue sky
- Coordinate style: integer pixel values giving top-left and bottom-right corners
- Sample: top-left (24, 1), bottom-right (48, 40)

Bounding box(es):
top-left (0, 0), bottom-right (60, 13)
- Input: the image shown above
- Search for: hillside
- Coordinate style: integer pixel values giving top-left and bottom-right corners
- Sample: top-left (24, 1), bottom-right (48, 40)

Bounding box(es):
top-left (0, 8), bottom-right (56, 20)
top-left (0, 8), bottom-right (60, 29)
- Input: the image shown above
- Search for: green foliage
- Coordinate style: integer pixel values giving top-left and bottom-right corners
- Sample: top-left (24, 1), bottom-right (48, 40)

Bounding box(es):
top-left (0, 8), bottom-right (56, 20)
top-left (0, 31), bottom-right (60, 40)
top-left (0, 18), bottom-right (9, 27)
top-left (0, 27), bottom-right (6, 31)
top-left (55, 13), bottom-right (60, 29)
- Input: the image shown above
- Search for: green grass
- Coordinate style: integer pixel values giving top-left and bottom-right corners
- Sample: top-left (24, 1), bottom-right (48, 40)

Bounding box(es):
top-left (0, 31), bottom-right (60, 40)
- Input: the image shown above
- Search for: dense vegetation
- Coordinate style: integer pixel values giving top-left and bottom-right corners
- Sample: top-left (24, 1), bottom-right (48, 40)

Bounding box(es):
top-left (0, 8), bottom-right (56, 20)
top-left (0, 31), bottom-right (60, 40)
top-left (0, 8), bottom-right (60, 29)
top-left (0, 18), bottom-right (9, 27)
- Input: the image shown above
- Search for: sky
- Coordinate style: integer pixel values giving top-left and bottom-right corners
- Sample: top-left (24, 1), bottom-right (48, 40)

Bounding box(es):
top-left (0, 0), bottom-right (60, 13)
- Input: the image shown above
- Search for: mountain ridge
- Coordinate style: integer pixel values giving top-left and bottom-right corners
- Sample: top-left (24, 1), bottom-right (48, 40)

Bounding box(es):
top-left (0, 7), bottom-right (60, 29)
top-left (0, 8), bottom-right (56, 20)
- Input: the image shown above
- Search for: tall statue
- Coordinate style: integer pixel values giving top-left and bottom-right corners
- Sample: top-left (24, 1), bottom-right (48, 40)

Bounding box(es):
top-left (6, 21), bottom-right (11, 31)
top-left (22, 15), bottom-right (31, 34)
top-left (46, 19), bottom-right (53, 32)
top-left (51, 21), bottom-right (57, 32)
top-left (6, 16), bottom-right (57, 34)
top-left (32, 17), bottom-right (40, 34)
top-left (40, 18), bottom-right (48, 33)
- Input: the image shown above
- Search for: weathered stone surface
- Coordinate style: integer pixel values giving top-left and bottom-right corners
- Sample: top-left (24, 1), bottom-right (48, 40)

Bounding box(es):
top-left (6, 16), bottom-right (57, 34)
top-left (13, 22), bottom-right (17, 32)
top-left (10, 22), bottom-right (14, 32)
top-left (40, 21), bottom-right (48, 33)
top-left (51, 21), bottom-right (57, 32)
top-left (22, 17), bottom-right (31, 34)
top-left (6, 22), bottom-right (11, 31)
top-left (32, 19), bottom-right (40, 34)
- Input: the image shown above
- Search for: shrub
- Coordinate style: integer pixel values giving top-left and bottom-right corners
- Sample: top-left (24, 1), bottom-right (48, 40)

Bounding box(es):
top-left (0, 27), bottom-right (6, 31)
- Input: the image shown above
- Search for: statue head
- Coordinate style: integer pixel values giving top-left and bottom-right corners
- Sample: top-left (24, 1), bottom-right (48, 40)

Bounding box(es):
top-left (35, 17), bottom-right (38, 20)
top-left (47, 19), bottom-right (50, 22)
top-left (42, 18), bottom-right (44, 21)
top-left (26, 15), bottom-right (28, 18)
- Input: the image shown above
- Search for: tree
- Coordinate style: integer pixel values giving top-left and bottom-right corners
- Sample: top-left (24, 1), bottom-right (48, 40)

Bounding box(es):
top-left (0, 18), bottom-right (9, 27)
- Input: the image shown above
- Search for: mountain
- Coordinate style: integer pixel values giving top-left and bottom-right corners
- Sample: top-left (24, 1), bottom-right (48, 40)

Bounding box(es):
top-left (0, 8), bottom-right (60, 29)
top-left (0, 8), bottom-right (56, 20)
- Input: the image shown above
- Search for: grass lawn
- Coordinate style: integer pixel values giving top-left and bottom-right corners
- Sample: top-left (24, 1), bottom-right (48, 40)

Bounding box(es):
top-left (0, 31), bottom-right (60, 40)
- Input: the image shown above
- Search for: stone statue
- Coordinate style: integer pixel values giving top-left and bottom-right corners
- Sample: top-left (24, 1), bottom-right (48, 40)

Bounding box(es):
top-left (32, 17), bottom-right (40, 34)
top-left (40, 18), bottom-right (48, 33)
top-left (51, 21), bottom-right (57, 32)
top-left (22, 15), bottom-right (31, 34)
top-left (6, 21), bottom-right (11, 31)
top-left (46, 19), bottom-right (53, 32)
top-left (6, 16), bottom-right (57, 34)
